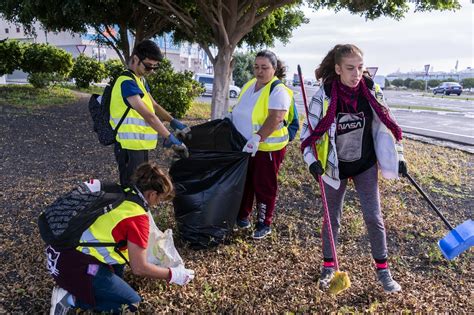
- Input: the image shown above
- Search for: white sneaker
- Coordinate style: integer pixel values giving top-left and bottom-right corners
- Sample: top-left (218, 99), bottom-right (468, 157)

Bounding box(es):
top-left (377, 269), bottom-right (402, 293)
top-left (50, 286), bottom-right (71, 315)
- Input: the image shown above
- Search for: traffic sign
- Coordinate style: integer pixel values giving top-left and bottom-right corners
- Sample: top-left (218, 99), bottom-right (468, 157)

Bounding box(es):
top-left (76, 44), bottom-right (86, 54)
top-left (424, 64), bottom-right (430, 76)
top-left (366, 67), bottom-right (378, 77)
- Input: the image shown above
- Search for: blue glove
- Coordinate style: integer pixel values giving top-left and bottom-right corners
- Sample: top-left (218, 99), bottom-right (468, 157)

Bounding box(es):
top-left (170, 119), bottom-right (188, 131)
top-left (163, 134), bottom-right (182, 148)
top-left (163, 134), bottom-right (189, 159)
top-left (171, 119), bottom-right (191, 141)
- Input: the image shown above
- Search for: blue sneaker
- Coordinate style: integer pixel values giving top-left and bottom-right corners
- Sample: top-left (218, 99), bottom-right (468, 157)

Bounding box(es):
top-left (253, 223), bottom-right (271, 239)
top-left (236, 218), bottom-right (251, 229)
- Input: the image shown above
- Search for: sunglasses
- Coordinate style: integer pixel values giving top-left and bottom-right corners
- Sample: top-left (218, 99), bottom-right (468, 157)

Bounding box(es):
top-left (139, 58), bottom-right (159, 71)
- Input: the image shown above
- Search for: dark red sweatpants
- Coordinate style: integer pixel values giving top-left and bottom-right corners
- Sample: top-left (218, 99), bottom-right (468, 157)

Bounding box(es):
top-left (238, 147), bottom-right (286, 226)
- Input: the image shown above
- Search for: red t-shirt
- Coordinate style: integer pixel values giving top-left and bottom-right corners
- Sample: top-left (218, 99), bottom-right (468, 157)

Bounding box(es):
top-left (112, 214), bottom-right (149, 249)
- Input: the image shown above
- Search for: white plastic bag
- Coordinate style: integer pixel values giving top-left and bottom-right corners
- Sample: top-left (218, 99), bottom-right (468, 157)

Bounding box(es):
top-left (146, 212), bottom-right (184, 268)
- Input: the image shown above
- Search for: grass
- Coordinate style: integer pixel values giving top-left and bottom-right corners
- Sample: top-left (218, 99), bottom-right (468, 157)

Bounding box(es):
top-left (421, 93), bottom-right (473, 101)
top-left (59, 83), bottom-right (105, 95)
top-left (186, 101), bottom-right (211, 119)
top-left (0, 84), bottom-right (78, 107)
top-left (390, 104), bottom-right (455, 112)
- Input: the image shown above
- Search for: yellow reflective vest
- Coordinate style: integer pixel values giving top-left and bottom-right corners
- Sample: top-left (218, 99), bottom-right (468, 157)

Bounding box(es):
top-left (109, 73), bottom-right (157, 150)
top-left (76, 197), bottom-right (147, 265)
top-left (233, 77), bottom-right (292, 151)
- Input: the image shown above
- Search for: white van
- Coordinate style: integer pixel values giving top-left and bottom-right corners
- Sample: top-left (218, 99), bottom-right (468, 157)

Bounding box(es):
top-left (195, 73), bottom-right (241, 98)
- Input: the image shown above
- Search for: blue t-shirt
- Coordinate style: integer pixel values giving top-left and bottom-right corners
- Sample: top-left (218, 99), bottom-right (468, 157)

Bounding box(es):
top-left (121, 78), bottom-right (151, 107)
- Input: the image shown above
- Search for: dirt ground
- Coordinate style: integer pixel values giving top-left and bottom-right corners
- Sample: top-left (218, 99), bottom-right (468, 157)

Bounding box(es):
top-left (0, 96), bottom-right (472, 313)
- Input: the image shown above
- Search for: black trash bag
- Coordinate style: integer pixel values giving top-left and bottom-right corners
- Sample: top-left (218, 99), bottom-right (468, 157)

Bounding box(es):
top-left (183, 118), bottom-right (246, 152)
top-left (169, 118), bottom-right (249, 249)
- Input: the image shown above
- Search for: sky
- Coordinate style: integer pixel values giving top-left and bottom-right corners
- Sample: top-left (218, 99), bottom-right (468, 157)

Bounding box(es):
top-left (271, 0), bottom-right (473, 79)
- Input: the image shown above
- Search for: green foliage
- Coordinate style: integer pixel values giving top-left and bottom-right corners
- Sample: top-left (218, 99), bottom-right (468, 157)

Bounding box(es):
top-left (0, 0), bottom-right (173, 63)
top-left (391, 79), bottom-right (404, 87)
top-left (403, 78), bottom-right (414, 88)
top-left (442, 77), bottom-right (457, 82)
top-left (21, 43), bottom-right (72, 75)
top-left (409, 80), bottom-right (425, 90)
top-left (0, 40), bottom-right (25, 76)
top-left (460, 78), bottom-right (474, 89)
top-left (232, 51), bottom-right (255, 88)
top-left (69, 54), bottom-right (107, 88)
top-left (428, 79), bottom-right (441, 87)
top-left (147, 59), bottom-right (204, 118)
top-left (310, 0), bottom-right (460, 20)
top-left (384, 78), bottom-right (390, 87)
top-left (104, 59), bottom-right (126, 82)
top-left (242, 5), bottom-right (308, 48)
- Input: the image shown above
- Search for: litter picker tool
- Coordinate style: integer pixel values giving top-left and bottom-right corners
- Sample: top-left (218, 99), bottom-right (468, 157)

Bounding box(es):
top-left (405, 173), bottom-right (473, 260)
top-left (298, 65), bottom-right (350, 295)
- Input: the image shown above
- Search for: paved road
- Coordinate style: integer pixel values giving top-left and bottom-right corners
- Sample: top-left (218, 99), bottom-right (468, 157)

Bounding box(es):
top-left (289, 86), bottom-right (474, 146)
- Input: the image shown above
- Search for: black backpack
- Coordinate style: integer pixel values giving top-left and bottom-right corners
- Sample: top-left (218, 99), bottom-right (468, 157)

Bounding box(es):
top-left (269, 80), bottom-right (300, 141)
top-left (89, 71), bottom-right (135, 146)
top-left (38, 182), bottom-right (144, 265)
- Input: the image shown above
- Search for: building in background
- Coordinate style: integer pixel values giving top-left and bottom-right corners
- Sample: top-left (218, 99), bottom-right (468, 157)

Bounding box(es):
top-left (387, 67), bottom-right (474, 82)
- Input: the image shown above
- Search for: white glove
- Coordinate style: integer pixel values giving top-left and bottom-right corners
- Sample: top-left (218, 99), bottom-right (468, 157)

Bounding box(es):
top-left (169, 265), bottom-right (195, 286)
top-left (175, 126), bottom-right (192, 141)
top-left (242, 134), bottom-right (261, 157)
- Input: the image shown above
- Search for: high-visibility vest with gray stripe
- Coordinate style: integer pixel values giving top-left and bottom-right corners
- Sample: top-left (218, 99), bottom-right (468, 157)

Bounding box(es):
top-left (76, 199), bottom-right (146, 265)
top-left (109, 73), bottom-right (157, 150)
top-left (233, 77), bottom-right (292, 151)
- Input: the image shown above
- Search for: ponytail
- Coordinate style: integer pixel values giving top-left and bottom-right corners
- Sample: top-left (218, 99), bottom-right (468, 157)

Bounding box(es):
top-left (131, 162), bottom-right (174, 201)
top-left (315, 44), bottom-right (364, 83)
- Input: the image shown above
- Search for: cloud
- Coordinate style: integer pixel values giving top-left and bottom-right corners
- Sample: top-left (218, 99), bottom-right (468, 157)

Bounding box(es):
top-left (273, 1), bottom-right (473, 78)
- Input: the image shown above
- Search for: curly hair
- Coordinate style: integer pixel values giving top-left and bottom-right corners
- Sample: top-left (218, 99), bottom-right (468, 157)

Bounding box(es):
top-left (131, 162), bottom-right (174, 201)
top-left (315, 44), bottom-right (363, 83)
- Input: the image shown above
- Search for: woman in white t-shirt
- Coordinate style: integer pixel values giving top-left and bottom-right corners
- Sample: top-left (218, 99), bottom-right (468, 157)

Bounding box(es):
top-left (230, 50), bottom-right (292, 239)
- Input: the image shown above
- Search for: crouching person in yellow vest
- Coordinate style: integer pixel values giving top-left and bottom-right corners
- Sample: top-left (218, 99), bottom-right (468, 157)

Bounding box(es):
top-left (229, 50), bottom-right (293, 239)
top-left (49, 162), bottom-right (195, 314)
top-left (110, 39), bottom-right (190, 188)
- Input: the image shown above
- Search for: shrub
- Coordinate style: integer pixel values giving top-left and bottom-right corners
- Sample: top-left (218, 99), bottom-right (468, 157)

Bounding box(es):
top-left (460, 78), bottom-right (474, 89)
top-left (428, 79), bottom-right (441, 88)
top-left (233, 52), bottom-right (255, 88)
top-left (21, 43), bottom-right (73, 88)
top-left (147, 59), bottom-right (204, 118)
top-left (391, 79), bottom-right (404, 87)
top-left (104, 59), bottom-right (126, 82)
top-left (69, 55), bottom-right (107, 88)
top-left (0, 40), bottom-right (25, 76)
top-left (409, 80), bottom-right (426, 91)
top-left (403, 78), bottom-right (414, 88)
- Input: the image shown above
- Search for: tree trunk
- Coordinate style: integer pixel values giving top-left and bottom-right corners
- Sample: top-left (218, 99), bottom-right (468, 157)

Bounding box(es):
top-left (211, 45), bottom-right (234, 119)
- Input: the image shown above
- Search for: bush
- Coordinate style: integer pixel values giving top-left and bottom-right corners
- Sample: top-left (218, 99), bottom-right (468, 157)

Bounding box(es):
top-left (22, 43), bottom-right (72, 75)
top-left (403, 78), bottom-right (414, 88)
top-left (428, 79), bottom-right (441, 88)
top-left (21, 43), bottom-right (73, 88)
top-left (147, 59), bottom-right (204, 118)
top-left (391, 79), bottom-right (404, 87)
top-left (0, 40), bottom-right (25, 76)
top-left (409, 80), bottom-right (426, 91)
top-left (104, 59), bottom-right (126, 82)
top-left (69, 55), bottom-right (107, 88)
top-left (460, 78), bottom-right (474, 89)
top-left (233, 52), bottom-right (255, 88)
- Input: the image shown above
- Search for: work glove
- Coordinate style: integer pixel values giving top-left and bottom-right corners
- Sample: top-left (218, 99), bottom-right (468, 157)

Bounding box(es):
top-left (168, 265), bottom-right (195, 286)
top-left (163, 134), bottom-right (189, 159)
top-left (396, 143), bottom-right (407, 176)
top-left (170, 119), bottom-right (191, 141)
top-left (309, 160), bottom-right (324, 179)
top-left (242, 134), bottom-right (261, 157)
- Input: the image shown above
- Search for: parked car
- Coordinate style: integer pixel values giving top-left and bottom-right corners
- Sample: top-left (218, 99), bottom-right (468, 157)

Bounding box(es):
top-left (433, 82), bottom-right (463, 96)
top-left (292, 73), bottom-right (300, 86)
top-left (194, 74), bottom-right (241, 98)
